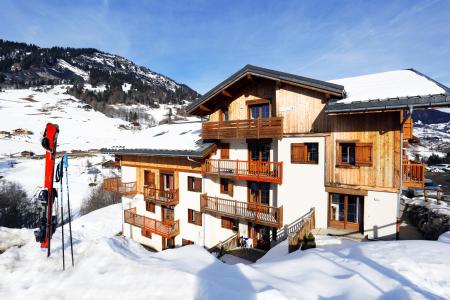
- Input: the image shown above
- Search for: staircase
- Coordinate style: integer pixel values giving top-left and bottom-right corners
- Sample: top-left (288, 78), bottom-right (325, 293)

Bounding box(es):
top-left (271, 208), bottom-right (315, 248)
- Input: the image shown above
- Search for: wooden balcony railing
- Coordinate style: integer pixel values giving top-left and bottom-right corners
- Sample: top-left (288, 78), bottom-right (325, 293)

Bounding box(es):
top-left (202, 117), bottom-right (283, 140)
top-left (402, 160), bottom-right (425, 188)
top-left (200, 193), bottom-right (283, 228)
top-left (124, 207), bottom-right (179, 239)
top-left (143, 186), bottom-right (179, 206)
top-left (102, 177), bottom-right (137, 195)
top-left (203, 159), bottom-right (282, 183)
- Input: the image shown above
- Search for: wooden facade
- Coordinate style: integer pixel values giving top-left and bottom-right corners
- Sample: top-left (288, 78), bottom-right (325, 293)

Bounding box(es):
top-left (198, 75), bottom-right (421, 192)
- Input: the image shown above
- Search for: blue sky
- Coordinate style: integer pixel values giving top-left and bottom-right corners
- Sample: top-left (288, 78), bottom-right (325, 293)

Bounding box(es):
top-left (1, 0), bottom-right (449, 94)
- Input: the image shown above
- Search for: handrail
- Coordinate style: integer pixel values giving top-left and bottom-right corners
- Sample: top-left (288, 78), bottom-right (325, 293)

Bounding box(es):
top-left (124, 207), bottom-right (179, 239)
top-left (203, 159), bottom-right (283, 183)
top-left (208, 232), bottom-right (239, 257)
top-left (200, 193), bottom-right (283, 228)
top-left (271, 208), bottom-right (315, 248)
top-left (102, 177), bottom-right (137, 195)
top-left (202, 117), bottom-right (283, 140)
top-left (143, 186), bottom-right (179, 206)
top-left (287, 208), bottom-right (315, 253)
top-left (402, 160), bottom-right (425, 188)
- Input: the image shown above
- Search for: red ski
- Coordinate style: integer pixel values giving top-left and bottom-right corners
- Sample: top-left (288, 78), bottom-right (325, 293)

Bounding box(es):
top-left (34, 123), bottom-right (59, 256)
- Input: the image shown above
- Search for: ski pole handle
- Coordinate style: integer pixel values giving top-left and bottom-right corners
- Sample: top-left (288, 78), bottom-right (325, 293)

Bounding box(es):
top-left (63, 154), bottom-right (68, 169)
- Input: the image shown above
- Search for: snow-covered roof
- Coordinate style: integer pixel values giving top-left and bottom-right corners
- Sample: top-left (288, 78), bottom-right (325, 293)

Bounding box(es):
top-left (101, 122), bottom-right (216, 158)
top-left (329, 69), bottom-right (448, 104)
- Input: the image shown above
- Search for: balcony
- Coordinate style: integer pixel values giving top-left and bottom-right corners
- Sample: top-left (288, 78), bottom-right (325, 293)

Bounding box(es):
top-left (402, 160), bottom-right (425, 188)
top-left (102, 177), bottom-right (137, 195)
top-left (200, 193), bottom-right (283, 228)
top-left (124, 208), bottom-right (179, 239)
top-left (202, 117), bottom-right (283, 140)
top-left (143, 186), bottom-right (179, 206)
top-left (203, 159), bottom-right (283, 183)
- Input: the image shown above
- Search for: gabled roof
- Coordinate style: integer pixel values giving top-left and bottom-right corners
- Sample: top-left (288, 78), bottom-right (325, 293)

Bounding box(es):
top-left (188, 64), bottom-right (345, 115)
top-left (326, 69), bottom-right (450, 113)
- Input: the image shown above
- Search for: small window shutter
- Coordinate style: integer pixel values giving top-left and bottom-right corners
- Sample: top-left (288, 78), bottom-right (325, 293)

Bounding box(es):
top-left (220, 143), bottom-right (230, 159)
top-left (356, 143), bottom-right (373, 166)
top-left (291, 143), bottom-right (306, 163)
top-left (228, 180), bottom-right (233, 197)
top-left (193, 177), bottom-right (202, 192)
top-left (195, 211), bottom-right (202, 226)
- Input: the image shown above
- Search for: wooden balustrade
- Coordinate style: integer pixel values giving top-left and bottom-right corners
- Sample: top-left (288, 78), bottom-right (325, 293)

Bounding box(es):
top-left (124, 207), bottom-right (179, 239)
top-left (402, 160), bottom-right (425, 188)
top-left (200, 193), bottom-right (283, 228)
top-left (202, 117), bottom-right (283, 140)
top-left (203, 159), bottom-right (283, 183)
top-left (143, 186), bottom-right (179, 206)
top-left (288, 208), bottom-right (315, 253)
top-left (102, 177), bottom-right (137, 195)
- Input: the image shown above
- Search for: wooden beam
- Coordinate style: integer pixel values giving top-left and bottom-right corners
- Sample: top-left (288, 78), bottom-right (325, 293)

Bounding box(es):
top-left (199, 104), bottom-right (212, 112)
top-left (247, 73), bottom-right (253, 81)
top-left (325, 186), bottom-right (368, 196)
top-left (222, 90), bottom-right (233, 98)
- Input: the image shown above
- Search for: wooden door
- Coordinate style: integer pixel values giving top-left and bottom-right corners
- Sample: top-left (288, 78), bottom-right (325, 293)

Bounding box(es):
top-left (162, 207), bottom-right (175, 225)
top-left (248, 182), bottom-right (270, 212)
top-left (328, 193), bottom-right (362, 231)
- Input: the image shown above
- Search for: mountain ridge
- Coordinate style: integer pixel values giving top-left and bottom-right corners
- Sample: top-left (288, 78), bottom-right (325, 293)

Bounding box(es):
top-left (0, 39), bottom-right (200, 109)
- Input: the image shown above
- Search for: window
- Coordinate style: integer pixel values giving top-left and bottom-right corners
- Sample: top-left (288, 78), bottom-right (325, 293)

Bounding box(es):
top-left (249, 103), bottom-right (270, 119)
top-left (146, 201), bottom-right (155, 213)
top-left (220, 143), bottom-right (230, 159)
top-left (188, 209), bottom-right (202, 226)
top-left (220, 178), bottom-right (233, 196)
top-left (291, 143), bottom-right (319, 164)
top-left (221, 217), bottom-right (235, 229)
top-left (187, 176), bottom-right (202, 192)
top-left (248, 142), bottom-right (271, 162)
top-left (141, 228), bottom-right (152, 238)
top-left (182, 239), bottom-right (194, 246)
top-left (248, 182), bottom-right (270, 205)
top-left (337, 142), bottom-right (372, 167)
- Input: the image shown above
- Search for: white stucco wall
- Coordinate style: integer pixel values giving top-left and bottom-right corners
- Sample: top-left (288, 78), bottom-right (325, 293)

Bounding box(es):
top-left (121, 166), bottom-right (136, 182)
top-left (363, 191), bottom-right (398, 239)
top-left (176, 172), bottom-right (204, 246)
top-left (276, 136), bottom-right (328, 229)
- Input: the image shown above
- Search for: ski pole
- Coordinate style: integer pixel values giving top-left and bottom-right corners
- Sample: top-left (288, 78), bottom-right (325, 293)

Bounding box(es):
top-left (58, 159), bottom-right (65, 270)
top-left (64, 155), bottom-right (74, 267)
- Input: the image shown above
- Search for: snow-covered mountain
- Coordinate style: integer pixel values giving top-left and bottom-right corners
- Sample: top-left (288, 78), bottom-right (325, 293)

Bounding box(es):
top-left (409, 110), bottom-right (450, 159)
top-left (0, 39), bottom-right (200, 110)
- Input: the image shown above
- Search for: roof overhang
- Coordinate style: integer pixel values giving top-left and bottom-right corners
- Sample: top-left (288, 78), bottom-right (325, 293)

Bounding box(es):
top-left (100, 142), bottom-right (217, 159)
top-left (325, 93), bottom-right (450, 114)
top-left (188, 65), bottom-right (345, 116)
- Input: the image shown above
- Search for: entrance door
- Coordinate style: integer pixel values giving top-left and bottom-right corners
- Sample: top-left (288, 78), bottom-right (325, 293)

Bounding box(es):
top-left (248, 181), bottom-right (270, 212)
top-left (248, 223), bottom-right (271, 250)
top-left (160, 173), bottom-right (174, 191)
top-left (248, 141), bottom-right (271, 176)
top-left (329, 193), bottom-right (363, 231)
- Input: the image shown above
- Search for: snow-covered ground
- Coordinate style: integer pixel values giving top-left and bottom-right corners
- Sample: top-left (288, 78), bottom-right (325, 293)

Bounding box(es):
top-left (0, 86), bottom-right (201, 155)
top-left (1, 204), bottom-right (449, 299)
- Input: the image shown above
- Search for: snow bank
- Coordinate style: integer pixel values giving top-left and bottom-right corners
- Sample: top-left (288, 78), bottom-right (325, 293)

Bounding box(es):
top-left (1, 203), bottom-right (450, 299)
top-left (330, 69), bottom-right (446, 104)
top-left (438, 231), bottom-right (450, 244)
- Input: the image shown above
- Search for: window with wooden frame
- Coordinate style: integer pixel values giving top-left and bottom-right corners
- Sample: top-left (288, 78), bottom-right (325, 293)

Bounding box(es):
top-left (220, 178), bottom-right (233, 197)
top-left (337, 142), bottom-right (373, 167)
top-left (188, 209), bottom-right (202, 226)
top-left (182, 239), bottom-right (194, 246)
top-left (220, 143), bottom-right (230, 159)
top-left (187, 176), bottom-right (202, 192)
top-left (291, 143), bottom-right (319, 164)
top-left (221, 217), bottom-right (235, 229)
top-left (141, 228), bottom-right (152, 238)
top-left (146, 201), bottom-right (155, 213)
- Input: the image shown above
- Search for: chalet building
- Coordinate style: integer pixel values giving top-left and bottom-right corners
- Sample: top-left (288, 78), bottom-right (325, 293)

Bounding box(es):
top-left (102, 65), bottom-right (450, 251)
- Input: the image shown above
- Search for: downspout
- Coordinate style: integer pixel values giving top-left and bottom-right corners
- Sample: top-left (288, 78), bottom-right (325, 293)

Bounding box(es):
top-left (397, 106), bottom-right (413, 239)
